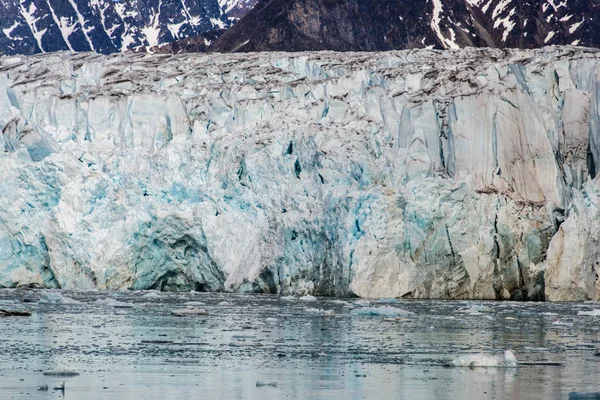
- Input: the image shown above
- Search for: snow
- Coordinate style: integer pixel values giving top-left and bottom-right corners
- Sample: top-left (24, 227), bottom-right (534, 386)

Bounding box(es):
top-left (491, 0), bottom-right (511, 19)
top-left (430, 0), bottom-right (459, 50)
top-left (560, 14), bottom-right (573, 22)
top-left (46, 0), bottom-right (76, 52)
top-left (492, 8), bottom-right (516, 42)
top-left (142, 11), bottom-right (162, 48)
top-left (569, 19), bottom-right (584, 34)
top-left (19, 1), bottom-right (47, 52)
top-left (66, 0), bottom-right (96, 52)
top-left (2, 21), bottom-right (19, 39)
top-left (481, 0), bottom-right (493, 14)
top-left (168, 22), bottom-right (185, 39)
top-left (547, 0), bottom-right (568, 11)
top-left (544, 31), bottom-right (556, 43)
top-left (210, 17), bottom-right (226, 29)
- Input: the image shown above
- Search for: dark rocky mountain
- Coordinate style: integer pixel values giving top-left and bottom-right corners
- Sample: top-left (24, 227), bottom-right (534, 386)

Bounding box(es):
top-left (0, 0), bottom-right (247, 55)
top-left (211, 0), bottom-right (600, 52)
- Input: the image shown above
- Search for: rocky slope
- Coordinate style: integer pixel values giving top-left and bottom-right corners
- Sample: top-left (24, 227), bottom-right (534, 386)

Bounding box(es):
top-left (212, 0), bottom-right (600, 52)
top-left (0, 0), bottom-right (235, 55)
top-left (0, 47), bottom-right (599, 301)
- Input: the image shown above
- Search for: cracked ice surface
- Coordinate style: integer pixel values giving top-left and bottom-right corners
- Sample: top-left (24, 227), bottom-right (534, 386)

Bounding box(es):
top-left (0, 47), bottom-right (600, 300)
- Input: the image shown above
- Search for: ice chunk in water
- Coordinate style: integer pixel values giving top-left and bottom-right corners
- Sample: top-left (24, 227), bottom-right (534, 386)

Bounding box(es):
top-left (451, 350), bottom-right (518, 368)
top-left (299, 295), bottom-right (317, 302)
top-left (94, 298), bottom-right (133, 308)
top-left (577, 309), bottom-right (600, 316)
top-left (351, 306), bottom-right (413, 317)
top-left (457, 305), bottom-right (492, 314)
top-left (39, 292), bottom-right (79, 304)
top-left (376, 298), bottom-right (399, 304)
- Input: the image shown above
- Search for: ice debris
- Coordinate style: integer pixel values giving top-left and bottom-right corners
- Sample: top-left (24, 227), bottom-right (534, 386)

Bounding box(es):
top-left (351, 306), bottom-right (413, 317)
top-left (457, 305), bottom-right (492, 314)
top-left (171, 307), bottom-right (208, 316)
top-left (450, 350), bottom-right (518, 368)
top-left (376, 298), bottom-right (400, 304)
top-left (577, 309), bottom-right (600, 316)
top-left (39, 292), bottom-right (79, 304)
top-left (94, 298), bottom-right (133, 308)
top-left (298, 295), bottom-right (317, 302)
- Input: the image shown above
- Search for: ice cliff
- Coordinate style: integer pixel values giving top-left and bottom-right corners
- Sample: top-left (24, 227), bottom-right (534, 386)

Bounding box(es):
top-left (0, 47), bottom-right (599, 301)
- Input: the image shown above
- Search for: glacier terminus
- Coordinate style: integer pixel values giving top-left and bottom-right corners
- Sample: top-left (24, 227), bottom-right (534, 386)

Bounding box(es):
top-left (0, 46), bottom-right (599, 302)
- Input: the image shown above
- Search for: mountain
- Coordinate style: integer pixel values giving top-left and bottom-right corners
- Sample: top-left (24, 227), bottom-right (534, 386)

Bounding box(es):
top-left (1, 47), bottom-right (599, 300)
top-left (211, 0), bottom-right (600, 52)
top-left (0, 0), bottom-right (237, 55)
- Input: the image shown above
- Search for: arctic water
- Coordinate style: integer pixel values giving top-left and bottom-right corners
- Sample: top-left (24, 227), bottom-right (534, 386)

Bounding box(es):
top-left (0, 290), bottom-right (599, 399)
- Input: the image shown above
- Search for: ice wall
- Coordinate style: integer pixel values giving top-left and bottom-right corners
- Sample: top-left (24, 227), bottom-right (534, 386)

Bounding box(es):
top-left (0, 47), bottom-right (599, 300)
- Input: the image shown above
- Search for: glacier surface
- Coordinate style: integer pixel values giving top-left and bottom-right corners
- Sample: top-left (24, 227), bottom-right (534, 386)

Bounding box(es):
top-left (0, 47), bottom-right (599, 301)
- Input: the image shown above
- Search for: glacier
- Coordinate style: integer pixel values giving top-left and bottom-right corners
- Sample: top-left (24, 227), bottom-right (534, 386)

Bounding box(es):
top-left (0, 47), bottom-right (599, 301)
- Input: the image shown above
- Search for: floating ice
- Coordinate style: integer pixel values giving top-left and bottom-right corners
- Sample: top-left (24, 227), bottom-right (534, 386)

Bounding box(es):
top-left (142, 291), bottom-right (162, 299)
top-left (184, 301), bottom-right (206, 306)
top-left (171, 307), bottom-right (208, 316)
top-left (457, 305), bottom-right (492, 314)
top-left (94, 298), bottom-right (133, 307)
top-left (451, 350), bottom-right (518, 367)
top-left (577, 309), bottom-right (600, 316)
top-left (553, 319), bottom-right (574, 326)
top-left (299, 295), bottom-right (317, 302)
top-left (38, 292), bottom-right (79, 304)
top-left (376, 298), bottom-right (399, 304)
top-left (351, 306), bottom-right (413, 317)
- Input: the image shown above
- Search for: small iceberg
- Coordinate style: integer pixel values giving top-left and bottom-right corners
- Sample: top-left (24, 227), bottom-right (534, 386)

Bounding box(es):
top-left (39, 292), bottom-right (79, 304)
top-left (171, 307), bottom-right (208, 316)
top-left (376, 298), bottom-right (399, 304)
top-left (457, 304), bottom-right (492, 315)
top-left (450, 350), bottom-right (518, 368)
top-left (351, 306), bottom-right (413, 318)
top-left (94, 298), bottom-right (133, 308)
top-left (578, 309), bottom-right (600, 316)
top-left (298, 295), bottom-right (317, 302)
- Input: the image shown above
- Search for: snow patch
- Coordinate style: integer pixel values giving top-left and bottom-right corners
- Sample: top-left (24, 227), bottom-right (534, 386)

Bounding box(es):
top-left (430, 0), bottom-right (459, 50)
top-left (2, 21), bottom-right (19, 39)
top-left (66, 0), bottom-right (97, 51)
top-left (569, 19), bottom-right (584, 34)
top-left (492, 8), bottom-right (516, 42)
top-left (19, 1), bottom-right (47, 52)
